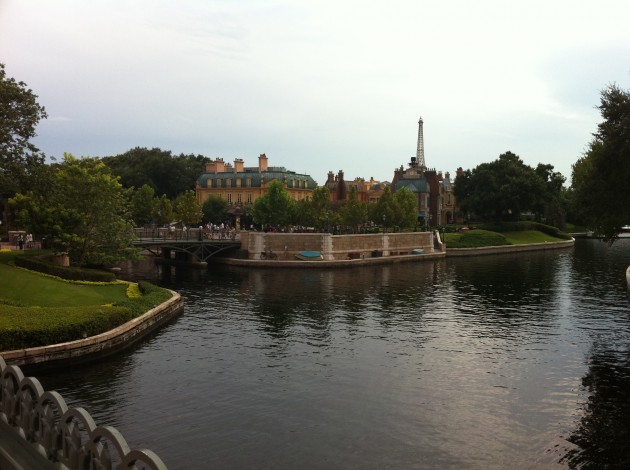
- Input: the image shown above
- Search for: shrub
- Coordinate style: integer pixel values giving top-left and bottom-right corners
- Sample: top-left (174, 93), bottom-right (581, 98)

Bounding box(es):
top-left (13, 254), bottom-right (117, 282)
top-left (0, 305), bottom-right (133, 350)
top-left (114, 281), bottom-right (173, 317)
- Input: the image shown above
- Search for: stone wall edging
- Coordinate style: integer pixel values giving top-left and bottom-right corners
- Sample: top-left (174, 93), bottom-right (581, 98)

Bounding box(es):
top-left (214, 251), bottom-right (445, 268)
top-left (446, 239), bottom-right (575, 257)
top-left (1, 290), bottom-right (184, 367)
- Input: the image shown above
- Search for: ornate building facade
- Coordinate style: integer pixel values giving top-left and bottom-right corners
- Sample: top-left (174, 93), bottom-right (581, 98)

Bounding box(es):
top-left (323, 170), bottom-right (389, 204)
top-left (195, 153), bottom-right (317, 207)
top-left (391, 118), bottom-right (463, 227)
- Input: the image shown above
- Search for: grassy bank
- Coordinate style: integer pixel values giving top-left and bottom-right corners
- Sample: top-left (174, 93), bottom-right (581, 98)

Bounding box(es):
top-left (0, 251), bottom-right (171, 350)
top-left (443, 222), bottom-right (571, 248)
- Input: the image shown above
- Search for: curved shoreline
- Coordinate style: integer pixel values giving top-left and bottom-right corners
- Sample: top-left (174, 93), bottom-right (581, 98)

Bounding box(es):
top-left (445, 238), bottom-right (575, 256)
top-left (1, 290), bottom-right (184, 368)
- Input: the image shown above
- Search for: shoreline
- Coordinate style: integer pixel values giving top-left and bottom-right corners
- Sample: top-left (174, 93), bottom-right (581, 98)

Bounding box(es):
top-left (214, 238), bottom-right (574, 267)
top-left (1, 290), bottom-right (184, 368)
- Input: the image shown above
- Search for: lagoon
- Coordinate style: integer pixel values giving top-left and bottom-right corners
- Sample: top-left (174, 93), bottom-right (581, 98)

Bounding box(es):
top-left (35, 238), bottom-right (630, 469)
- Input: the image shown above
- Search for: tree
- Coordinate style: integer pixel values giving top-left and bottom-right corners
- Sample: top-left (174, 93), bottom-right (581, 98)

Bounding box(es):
top-left (370, 186), bottom-right (397, 228)
top-left (12, 154), bottom-right (137, 266)
top-left (1, 63), bottom-right (48, 233)
top-left (534, 163), bottom-right (566, 228)
top-left (102, 147), bottom-right (208, 199)
top-left (340, 187), bottom-right (368, 231)
top-left (310, 186), bottom-right (333, 231)
top-left (392, 187), bottom-right (418, 229)
top-left (571, 84), bottom-right (630, 241)
top-left (131, 184), bottom-right (158, 226)
top-left (251, 180), bottom-right (296, 228)
top-left (202, 196), bottom-right (228, 224)
top-left (454, 151), bottom-right (547, 222)
top-left (154, 195), bottom-right (174, 227)
top-left (174, 190), bottom-right (202, 226)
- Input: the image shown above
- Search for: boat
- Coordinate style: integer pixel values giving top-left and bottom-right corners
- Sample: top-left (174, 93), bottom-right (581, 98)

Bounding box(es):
top-left (411, 248), bottom-right (425, 255)
top-left (295, 251), bottom-right (323, 261)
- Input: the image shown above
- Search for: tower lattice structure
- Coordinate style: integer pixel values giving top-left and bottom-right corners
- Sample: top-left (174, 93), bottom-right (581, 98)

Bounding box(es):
top-left (416, 116), bottom-right (426, 169)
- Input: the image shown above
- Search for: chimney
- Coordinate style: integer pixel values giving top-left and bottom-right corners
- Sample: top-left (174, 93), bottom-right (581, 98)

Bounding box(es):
top-left (214, 158), bottom-right (225, 173)
top-left (258, 153), bottom-right (268, 172)
top-left (234, 158), bottom-right (244, 173)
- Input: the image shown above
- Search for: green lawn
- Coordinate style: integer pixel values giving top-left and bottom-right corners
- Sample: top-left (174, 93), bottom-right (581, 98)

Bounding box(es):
top-left (0, 251), bottom-right (171, 350)
top-left (444, 229), bottom-right (567, 248)
top-left (0, 262), bottom-right (128, 307)
top-left (502, 230), bottom-right (566, 244)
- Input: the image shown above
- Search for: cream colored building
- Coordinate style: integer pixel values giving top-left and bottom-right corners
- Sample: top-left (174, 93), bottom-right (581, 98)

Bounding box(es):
top-left (195, 154), bottom-right (317, 207)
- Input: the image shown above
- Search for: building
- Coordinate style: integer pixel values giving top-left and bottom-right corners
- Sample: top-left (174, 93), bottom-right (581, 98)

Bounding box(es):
top-left (195, 153), bottom-right (318, 225)
top-left (391, 117), bottom-right (462, 226)
top-left (323, 170), bottom-right (390, 204)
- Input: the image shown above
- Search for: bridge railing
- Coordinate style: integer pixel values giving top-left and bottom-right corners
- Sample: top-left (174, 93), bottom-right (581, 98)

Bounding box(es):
top-left (0, 356), bottom-right (167, 469)
top-left (133, 227), bottom-right (239, 241)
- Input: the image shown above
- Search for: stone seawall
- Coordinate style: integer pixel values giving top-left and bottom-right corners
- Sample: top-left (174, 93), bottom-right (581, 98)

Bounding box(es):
top-left (1, 291), bottom-right (184, 367)
top-left (245, 231), bottom-right (437, 261)
top-left (446, 239), bottom-right (575, 257)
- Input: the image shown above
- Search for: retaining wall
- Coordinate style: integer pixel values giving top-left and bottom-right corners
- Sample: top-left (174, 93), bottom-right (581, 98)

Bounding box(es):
top-left (1, 291), bottom-right (184, 368)
top-left (245, 232), bottom-right (435, 261)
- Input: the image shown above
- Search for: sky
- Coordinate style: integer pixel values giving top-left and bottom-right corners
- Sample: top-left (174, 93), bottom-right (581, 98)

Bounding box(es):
top-left (1, 0), bottom-right (629, 186)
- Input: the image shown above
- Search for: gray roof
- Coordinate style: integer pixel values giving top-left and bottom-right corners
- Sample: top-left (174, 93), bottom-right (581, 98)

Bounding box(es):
top-left (198, 169), bottom-right (317, 189)
top-left (395, 178), bottom-right (428, 193)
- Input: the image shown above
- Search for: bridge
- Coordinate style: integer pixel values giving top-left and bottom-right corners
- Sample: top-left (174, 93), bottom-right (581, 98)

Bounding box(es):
top-left (133, 228), bottom-right (241, 264)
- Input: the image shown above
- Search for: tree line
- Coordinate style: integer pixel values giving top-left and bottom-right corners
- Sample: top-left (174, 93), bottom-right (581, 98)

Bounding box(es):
top-left (3, 60), bottom-right (629, 266)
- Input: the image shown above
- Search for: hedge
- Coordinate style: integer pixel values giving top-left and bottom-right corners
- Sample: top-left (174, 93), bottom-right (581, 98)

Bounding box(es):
top-left (0, 305), bottom-right (133, 351)
top-left (13, 255), bottom-right (117, 282)
top-left (113, 281), bottom-right (173, 317)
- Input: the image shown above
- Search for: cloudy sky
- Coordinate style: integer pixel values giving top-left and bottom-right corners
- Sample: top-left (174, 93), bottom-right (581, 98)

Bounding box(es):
top-left (2, 0), bottom-right (629, 185)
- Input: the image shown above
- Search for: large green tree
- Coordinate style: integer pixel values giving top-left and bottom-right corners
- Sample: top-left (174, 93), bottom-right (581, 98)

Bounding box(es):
top-left (571, 84), bottom-right (630, 241)
top-left (392, 187), bottom-right (419, 229)
top-left (202, 196), bottom-right (229, 224)
top-left (251, 180), bottom-right (296, 228)
top-left (130, 184), bottom-right (158, 226)
top-left (12, 154), bottom-right (137, 265)
top-left (1, 63), bottom-right (48, 233)
top-left (370, 186), bottom-right (397, 228)
top-left (174, 190), bottom-right (203, 226)
top-left (454, 151), bottom-right (548, 222)
top-left (102, 147), bottom-right (208, 199)
top-left (340, 187), bottom-right (368, 231)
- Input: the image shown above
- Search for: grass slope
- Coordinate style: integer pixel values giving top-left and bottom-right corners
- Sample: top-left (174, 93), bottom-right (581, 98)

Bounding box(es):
top-left (444, 229), bottom-right (567, 248)
top-left (0, 251), bottom-right (171, 350)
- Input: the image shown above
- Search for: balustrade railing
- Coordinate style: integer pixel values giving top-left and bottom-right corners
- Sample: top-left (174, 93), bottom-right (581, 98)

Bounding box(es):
top-left (0, 356), bottom-right (167, 469)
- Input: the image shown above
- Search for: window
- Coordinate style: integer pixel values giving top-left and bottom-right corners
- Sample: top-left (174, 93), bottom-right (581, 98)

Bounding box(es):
top-left (227, 193), bottom-right (232, 203)
top-left (246, 177), bottom-right (252, 187)
top-left (247, 192), bottom-right (252, 204)
top-left (226, 179), bottom-right (232, 188)
top-left (237, 193), bottom-right (242, 204)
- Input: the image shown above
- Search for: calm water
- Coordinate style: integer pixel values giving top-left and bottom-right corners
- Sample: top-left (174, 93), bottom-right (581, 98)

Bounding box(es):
top-left (34, 239), bottom-right (630, 469)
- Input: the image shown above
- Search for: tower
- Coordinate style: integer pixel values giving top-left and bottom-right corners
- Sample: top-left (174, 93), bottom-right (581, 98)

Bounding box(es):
top-left (416, 116), bottom-right (426, 169)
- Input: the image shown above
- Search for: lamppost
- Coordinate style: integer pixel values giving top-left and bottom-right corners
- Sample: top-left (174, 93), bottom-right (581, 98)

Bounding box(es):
top-left (382, 214), bottom-right (386, 233)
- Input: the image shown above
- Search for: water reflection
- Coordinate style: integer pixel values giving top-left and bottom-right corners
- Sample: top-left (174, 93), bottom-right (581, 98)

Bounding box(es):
top-left (564, 345), bottom-right (630, 468)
